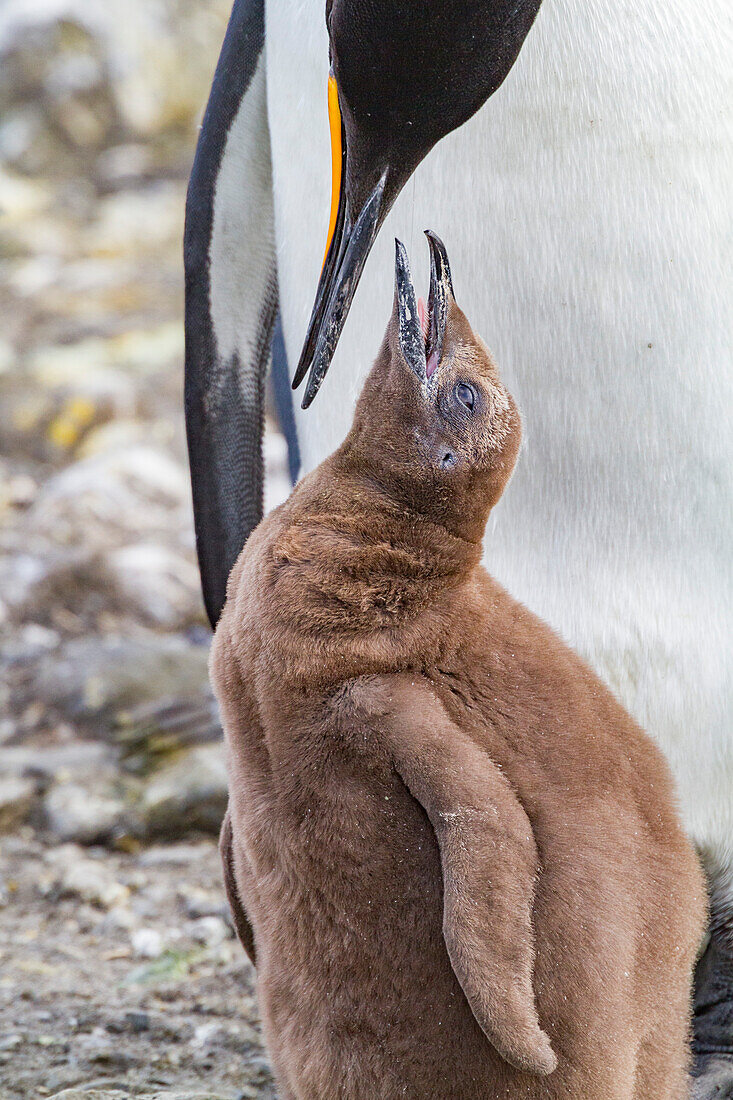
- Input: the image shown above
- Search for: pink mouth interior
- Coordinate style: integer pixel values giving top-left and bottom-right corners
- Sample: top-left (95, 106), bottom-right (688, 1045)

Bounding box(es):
top-left (417, 296), bottom-right (439, 378)
top-left (417, 296), bottom-right (428, 340)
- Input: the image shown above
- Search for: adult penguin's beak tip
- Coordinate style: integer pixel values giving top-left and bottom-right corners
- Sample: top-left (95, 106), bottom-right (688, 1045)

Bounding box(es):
top-left (293, 170), bottom-right (388, 407)
top-left (299, 371), bottom-right (320, 410)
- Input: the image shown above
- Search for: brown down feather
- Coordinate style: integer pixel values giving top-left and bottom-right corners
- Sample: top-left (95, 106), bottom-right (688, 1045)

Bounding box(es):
top-left (211, 277), bottom-right (706, 1099)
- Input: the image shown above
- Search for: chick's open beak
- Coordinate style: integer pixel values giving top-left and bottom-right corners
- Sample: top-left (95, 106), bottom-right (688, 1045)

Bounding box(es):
top-left (395, 231), bottom-right (455, 384)
top-left (424, 229), bottom-right (454, 377)
top-left (394, 239), bottom-right (426, 379)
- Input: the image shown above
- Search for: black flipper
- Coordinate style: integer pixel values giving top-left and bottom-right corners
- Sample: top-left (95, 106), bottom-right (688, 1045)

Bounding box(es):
top-left (692, 920), bottom-right (733, 1098)
top-left (184, 0), bottom-right (276, 628)
top-left (271, 316), bottom-right (301, 486)
top-left (219, 808), bottom-right (256, 965)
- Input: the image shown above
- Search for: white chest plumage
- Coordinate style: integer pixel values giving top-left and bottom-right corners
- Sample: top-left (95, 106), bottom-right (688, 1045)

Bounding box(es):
top-left (265, 0), bottom-right (733, 899)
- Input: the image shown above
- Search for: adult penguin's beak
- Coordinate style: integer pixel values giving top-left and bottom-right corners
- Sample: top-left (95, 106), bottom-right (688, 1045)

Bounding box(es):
top-left (292, 71), bottom-right (389, 409)
top-left (291, 0), bottom-right (544, 409)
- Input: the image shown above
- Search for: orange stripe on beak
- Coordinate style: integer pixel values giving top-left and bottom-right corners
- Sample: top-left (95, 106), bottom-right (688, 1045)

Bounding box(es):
top-left (323, 71), bottom-right (343, 270)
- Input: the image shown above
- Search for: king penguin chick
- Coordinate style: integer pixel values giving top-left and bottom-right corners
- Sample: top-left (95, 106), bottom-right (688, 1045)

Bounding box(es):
top-left (211, 233), bottom-right (706, 1100)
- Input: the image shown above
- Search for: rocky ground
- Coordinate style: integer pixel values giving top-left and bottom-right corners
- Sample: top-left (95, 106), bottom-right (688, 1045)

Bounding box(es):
top-left (0, 2), bottom-right (288, 1095)
top-left (0, 833), bottom-right (275, 1100)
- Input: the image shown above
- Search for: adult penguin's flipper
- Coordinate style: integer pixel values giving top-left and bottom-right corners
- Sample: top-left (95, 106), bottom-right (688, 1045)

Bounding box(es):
top-left (184, 0), bottom-right (277, 628)
top-left (692, 921), bottom-right (733, 1099)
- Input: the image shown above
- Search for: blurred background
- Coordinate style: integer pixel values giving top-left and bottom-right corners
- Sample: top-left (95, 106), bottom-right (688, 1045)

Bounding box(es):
top-left (0, 2), bottom-right (288, 1096)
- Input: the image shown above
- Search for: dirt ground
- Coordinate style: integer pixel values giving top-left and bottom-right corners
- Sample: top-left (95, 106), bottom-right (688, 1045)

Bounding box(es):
top-left (0, 831), bottom-right (275, 1099)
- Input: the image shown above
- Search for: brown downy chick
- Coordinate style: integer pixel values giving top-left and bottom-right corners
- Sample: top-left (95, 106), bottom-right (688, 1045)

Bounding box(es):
top-left (211, 234), bottom-right (705, 1100)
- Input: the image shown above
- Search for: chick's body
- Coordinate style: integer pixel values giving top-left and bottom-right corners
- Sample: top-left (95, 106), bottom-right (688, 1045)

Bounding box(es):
top-left (212, 243), bottom-right (705, 1099)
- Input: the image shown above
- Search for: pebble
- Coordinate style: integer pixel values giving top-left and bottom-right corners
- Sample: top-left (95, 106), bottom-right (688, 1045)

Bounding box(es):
top-left (49, 1093), bottom-right (241, 1100)
top-left (99, 905), bottom-right (137, 933)
top-left (177, 884), bottom-right (228, 920)
top-left (75, 1027), bottom-right (139, 1069)
top-left (189, 916), bottom-right (231, 947)
top-left (41, 1067), bottom-right (88, 1095)
top-left (47, 1091), bottom-right (130, 1100)
top-left (190, 1019), bottom-right (221, 1050)
top-left (137, 843), bottom-right (214, 867)
top-left (130, 927), bottom-right (163, 959)
top-left (139, 744), bottom-right (228, 839)
top-left (43, 782), bottom-right (127, 845)
top-left (0, 776), bottom-right (37, 832)
top-left (50, 849), bottom-right (130, 910)
top-left (27, 635), bottom-right (209, 726)
top-left (105, 543), bottom-right (202, 630)
top-left (1, 743), bottom-right (114, 782)
top-left (120, 1010), bottom-right (148, 1033)
top-left (18, 622), bottom-right (57, 650)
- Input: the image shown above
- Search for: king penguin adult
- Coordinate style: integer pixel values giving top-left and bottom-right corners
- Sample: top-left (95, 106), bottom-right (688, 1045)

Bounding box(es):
top-left (184, 0), bottom-right (733, 1093)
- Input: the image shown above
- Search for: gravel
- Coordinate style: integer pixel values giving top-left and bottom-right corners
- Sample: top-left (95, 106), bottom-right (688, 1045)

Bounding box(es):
top-left (0, 833), bottom-right (276, 1099)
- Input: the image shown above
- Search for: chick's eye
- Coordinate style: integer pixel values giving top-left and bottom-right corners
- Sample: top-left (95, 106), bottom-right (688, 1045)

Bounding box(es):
top-left (455, 382), bottom-right (475, 411)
